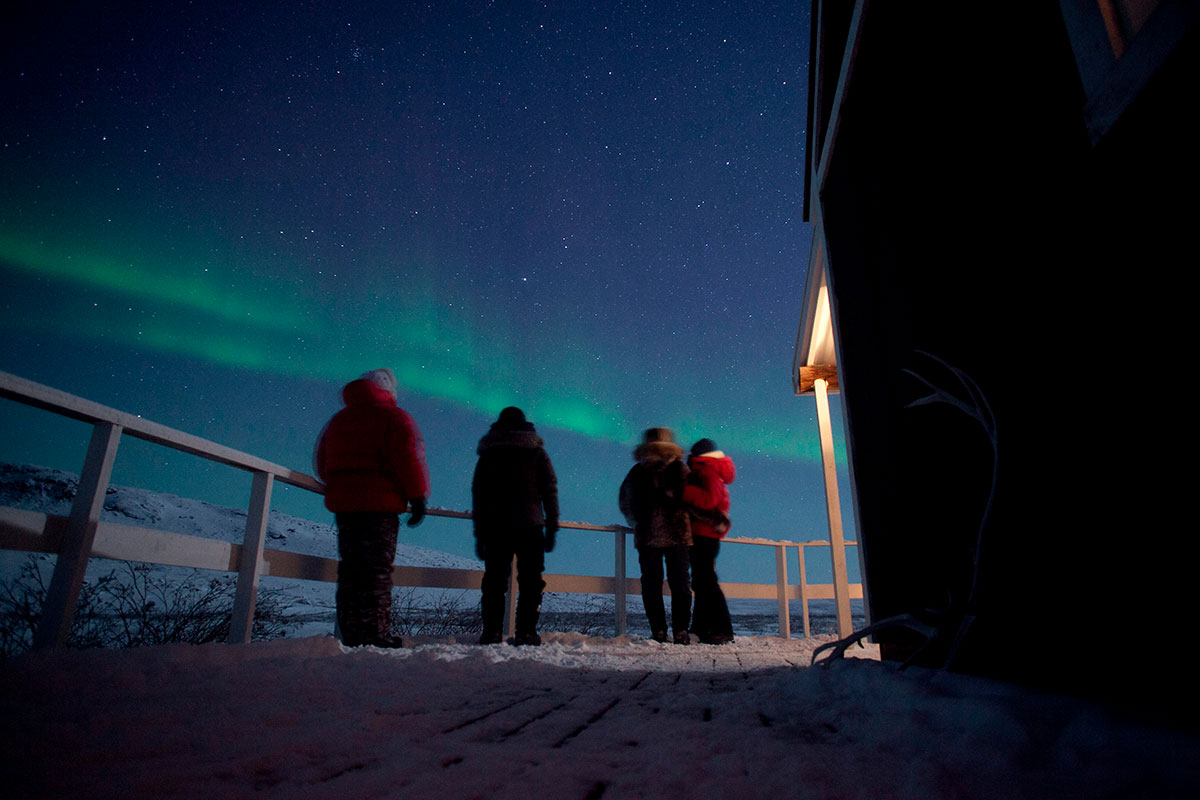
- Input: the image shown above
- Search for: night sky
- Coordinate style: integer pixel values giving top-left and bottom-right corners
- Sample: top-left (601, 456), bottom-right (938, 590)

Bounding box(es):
top-left (0, 2), bottom-right (856, 584)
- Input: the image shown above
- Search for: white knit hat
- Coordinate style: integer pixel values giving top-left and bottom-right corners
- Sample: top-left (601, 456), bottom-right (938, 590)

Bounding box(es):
top-left (361, 368), bottom-right (397, 397)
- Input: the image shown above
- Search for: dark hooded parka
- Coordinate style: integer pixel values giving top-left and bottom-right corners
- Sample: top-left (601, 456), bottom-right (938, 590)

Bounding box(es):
top-left (472, 407), bottom-right (559, 643)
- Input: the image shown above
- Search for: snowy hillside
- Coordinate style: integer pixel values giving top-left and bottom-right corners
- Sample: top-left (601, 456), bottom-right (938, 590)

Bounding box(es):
top-left (0, 462), bottom-right (479, 570)
top-left (0, 462), bottom-right (488, 640)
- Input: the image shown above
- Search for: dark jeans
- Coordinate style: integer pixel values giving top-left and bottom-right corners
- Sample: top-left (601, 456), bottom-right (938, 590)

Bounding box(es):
top-left (690, 535), bottom-right (733, 641)
top-left (335, 511), bottom-right (399, 645)
top-left (480, 526), bottom-right (547, 636)
top-left (638, 544), bottom-right (691, 635)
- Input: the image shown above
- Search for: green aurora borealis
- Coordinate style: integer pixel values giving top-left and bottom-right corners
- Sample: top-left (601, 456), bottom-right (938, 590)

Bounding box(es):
top-left (1, 2), bottom-right (858, 583)
top-left (0, 225), bottom-right (831, 462)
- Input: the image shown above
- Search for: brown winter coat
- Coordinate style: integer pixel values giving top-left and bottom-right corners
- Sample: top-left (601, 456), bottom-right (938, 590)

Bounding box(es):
top-left (618, 441), bottom-right (691, 549)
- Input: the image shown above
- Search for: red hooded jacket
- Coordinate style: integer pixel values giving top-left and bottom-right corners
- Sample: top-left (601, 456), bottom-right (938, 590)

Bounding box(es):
top-left (314, 378), bottom-right (430, 513)
top-left (683, 453), bottom-right (736, 539)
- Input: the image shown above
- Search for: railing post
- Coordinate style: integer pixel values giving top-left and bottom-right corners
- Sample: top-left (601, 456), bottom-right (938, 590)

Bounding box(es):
top-left (775, 544), bottom-right (791, 639)
top-left (815, 378), bottom-right (853, 637)
top-left (34, 422), bottom-right (122, 650)
top-left (614, 530), bottom-right (627, 636)
top-left (229, 470), bottom-right (273, 643)
top-left (796, 545), bottom-right (811, 638)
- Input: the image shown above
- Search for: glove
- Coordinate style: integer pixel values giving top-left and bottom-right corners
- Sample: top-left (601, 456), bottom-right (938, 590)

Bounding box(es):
top-left (406, 498), bottom-right (426, 528)
top-left (475, 537), bottom-right (488, 562)
top-left (544, 521), bottom-right (559, 553)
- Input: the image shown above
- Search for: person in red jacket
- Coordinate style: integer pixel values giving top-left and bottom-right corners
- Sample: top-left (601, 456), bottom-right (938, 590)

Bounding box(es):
top-left (683, 438), bottom-right (736, 645)
top-left (315, 368), bottom-right (430, 648)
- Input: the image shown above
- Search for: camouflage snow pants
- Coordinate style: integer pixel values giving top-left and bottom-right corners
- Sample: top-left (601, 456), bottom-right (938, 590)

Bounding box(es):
top-left (335, 511), bottom-right (399, 646)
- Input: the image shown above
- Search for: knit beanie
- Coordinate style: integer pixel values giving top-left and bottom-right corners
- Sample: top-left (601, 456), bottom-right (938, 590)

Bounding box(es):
top-left (690, 438), bottom-right (719, 457)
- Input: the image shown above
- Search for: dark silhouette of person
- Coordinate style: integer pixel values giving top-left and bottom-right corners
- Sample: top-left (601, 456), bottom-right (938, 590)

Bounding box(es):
top-left (315, 368), bottom-right (429, 648)
top-left (472, 406), bottom-right (559, 646)
top-left (619, 427), bottom-right (692, 643)
top-left (684, 438), bottom-right (736, 644)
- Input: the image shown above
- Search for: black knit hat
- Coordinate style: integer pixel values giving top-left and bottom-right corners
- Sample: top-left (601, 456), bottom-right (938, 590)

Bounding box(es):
top-left (690, 438), bottom-right (719, 457)
top-left (496, 406), bottom-right (528, 428)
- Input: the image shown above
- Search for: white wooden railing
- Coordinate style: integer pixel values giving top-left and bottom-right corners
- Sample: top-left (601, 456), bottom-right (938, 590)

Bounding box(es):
top-left (0, 371), bottom-right (861, 647)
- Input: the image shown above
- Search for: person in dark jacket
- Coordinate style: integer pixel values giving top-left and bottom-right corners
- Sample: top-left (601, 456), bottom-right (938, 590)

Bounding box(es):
top-left (315, 368), bottom-right (430, 648)
top-left (472, 407), bottom-right (559, 646)
top-left (684, 438), bottom-right (736, 645)
top-left (619, 427), bottom-right (692, 644)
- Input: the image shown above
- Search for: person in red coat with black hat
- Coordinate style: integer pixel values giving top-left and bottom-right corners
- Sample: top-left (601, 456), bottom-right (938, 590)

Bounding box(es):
top-left (684, 438), bottom-right (736, 644)
top-left (315, 368), bottom-right (430, 648)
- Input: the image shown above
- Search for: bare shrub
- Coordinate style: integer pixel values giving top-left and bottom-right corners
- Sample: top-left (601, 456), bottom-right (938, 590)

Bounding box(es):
top-left (540, 595), bottom-right (618, 636)
top-left (387, 588), bottom-right (483, 637)
top-left (384, 590), bottom-right (620, 639)
top-left (0, 555), bottom-right (293, 659)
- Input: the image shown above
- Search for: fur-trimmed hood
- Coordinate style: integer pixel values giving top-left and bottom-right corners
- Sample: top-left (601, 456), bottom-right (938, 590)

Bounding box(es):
top-left (620, 442), bottom-right (691, 549)
top-left (477, 427), bottom-right (544, 455)
top-left (632, 440), bottom-right (684, 468)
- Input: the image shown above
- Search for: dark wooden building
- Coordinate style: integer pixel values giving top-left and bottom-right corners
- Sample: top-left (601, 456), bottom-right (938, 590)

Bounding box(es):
top-left (796, 1), bottom-right (1198, 723)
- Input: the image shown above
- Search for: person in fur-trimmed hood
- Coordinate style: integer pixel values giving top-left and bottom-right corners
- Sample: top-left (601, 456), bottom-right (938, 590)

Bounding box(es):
top-left (315, 368), bottom-right (430, 649)
top-left (472, 406), bottom-right (559, 646)
top-left (684, 438), bottom-right (736, 644)
top-left (619, 427), bottom-right (692, 644)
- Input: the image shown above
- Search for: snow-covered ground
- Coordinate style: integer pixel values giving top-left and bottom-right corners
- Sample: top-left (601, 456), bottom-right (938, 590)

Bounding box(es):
top-left (4, 463), bottom-right (1198, 798)
top-left (3, 632), bottom-right (1199, 799)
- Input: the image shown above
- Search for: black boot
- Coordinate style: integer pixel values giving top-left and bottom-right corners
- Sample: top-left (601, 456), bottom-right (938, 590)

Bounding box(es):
top-left (479, 584), bottom-right (506, 645)
top-left (514, 591), bottom-right (541, 646)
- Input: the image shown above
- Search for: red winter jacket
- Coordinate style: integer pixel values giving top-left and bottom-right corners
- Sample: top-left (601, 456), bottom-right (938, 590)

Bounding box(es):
top-left (314, 379), bottom-right (431, 513)
top-left (683, 453), bottom-right (736, 539)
